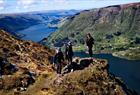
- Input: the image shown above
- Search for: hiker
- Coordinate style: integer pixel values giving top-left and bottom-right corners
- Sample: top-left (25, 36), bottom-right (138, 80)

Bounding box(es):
top-left (54, 48), bottom-right (64, 74)
top-left (62, 58), bottom-right (79, 74)
top-left (65, 44), bottom-right (69, 62)
top-left (85, 33), bottom-right (94, 57)
top-left (65, 42), bottom-right (74, 64)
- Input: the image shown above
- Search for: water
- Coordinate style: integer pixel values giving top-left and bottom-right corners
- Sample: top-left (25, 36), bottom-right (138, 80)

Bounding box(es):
top-left (17, 24), bottom-right (140, 94)
top-left (75, 52), bottom-right (140, 94)
top-left (17, 24), bottom-right (56, 42)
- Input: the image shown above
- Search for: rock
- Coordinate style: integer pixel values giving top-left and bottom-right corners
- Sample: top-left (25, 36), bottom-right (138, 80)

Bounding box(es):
top-left (44, 58), bottom-right (135, 95)
top-left (2, 48), bottom-right (9, 53)
top-left (0, 30), bottom-right (54, 93)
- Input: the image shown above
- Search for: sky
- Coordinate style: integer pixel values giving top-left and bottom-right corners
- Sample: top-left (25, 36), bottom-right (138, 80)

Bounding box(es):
top-left (0, 0), bottom-right (140, 14)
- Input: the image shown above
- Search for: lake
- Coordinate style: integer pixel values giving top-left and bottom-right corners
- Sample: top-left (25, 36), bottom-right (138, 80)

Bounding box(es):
top-left (17, 24), bottom-right (56, 42)
top-left (17, 24), bottom-right (140, 94)
top-left (75, 52), bottom-right (140, 95)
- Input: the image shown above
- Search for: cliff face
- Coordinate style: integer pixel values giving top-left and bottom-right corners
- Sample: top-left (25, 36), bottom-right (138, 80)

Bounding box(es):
top-left (46, 2), bottom-right (140, 59)
top-left (0, 30), bottom-right (54, 94)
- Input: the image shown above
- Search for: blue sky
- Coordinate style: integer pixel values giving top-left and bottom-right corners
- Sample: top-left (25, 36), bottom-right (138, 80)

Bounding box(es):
top-left (0, 0), bottom-right (140, 14)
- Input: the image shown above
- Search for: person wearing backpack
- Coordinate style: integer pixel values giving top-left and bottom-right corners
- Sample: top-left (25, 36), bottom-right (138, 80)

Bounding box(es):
top-left (54, 48), bottom-right (64, 75)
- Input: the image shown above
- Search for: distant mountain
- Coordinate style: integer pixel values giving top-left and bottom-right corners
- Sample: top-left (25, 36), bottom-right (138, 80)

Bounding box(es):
top-left (46, 2), bottom-right (140, 60)
top-left (0, 14), bottom-right (41, 37)
top-left (0, 10), bottom-right (80, 37)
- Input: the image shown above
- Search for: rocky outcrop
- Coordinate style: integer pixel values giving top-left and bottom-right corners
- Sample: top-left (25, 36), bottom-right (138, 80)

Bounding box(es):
top-left (41, 58), bottom-right (135, 95)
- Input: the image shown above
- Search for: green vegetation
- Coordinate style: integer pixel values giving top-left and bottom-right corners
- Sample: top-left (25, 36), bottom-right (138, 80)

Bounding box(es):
top-left (46, 3), bottom-right (140, 60)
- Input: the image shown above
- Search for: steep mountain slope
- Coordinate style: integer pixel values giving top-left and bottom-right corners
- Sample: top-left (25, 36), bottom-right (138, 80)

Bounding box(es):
top-left (0, 30), bottom-right (54, 94)
top-left (46, 3), bottom-right (140, 60)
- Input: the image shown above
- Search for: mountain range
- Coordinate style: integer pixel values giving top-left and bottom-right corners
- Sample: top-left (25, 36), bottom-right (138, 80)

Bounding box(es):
top-left (0, 3), bottom-right (139, 94)
top-left (45, 2), bottom-right (140, 60)
top-left (0, 10), bottom-right (79, 38)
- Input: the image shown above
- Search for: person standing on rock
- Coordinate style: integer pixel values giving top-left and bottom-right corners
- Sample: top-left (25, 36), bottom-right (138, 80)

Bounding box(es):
top-left (65, 41), bottom-right (74, 64)
top-left (85, 33), bottom-right (94, 57)
top-left (54, 48), bottom-right (64, 75)
top-left (65, 44), bottom-right (69, 62)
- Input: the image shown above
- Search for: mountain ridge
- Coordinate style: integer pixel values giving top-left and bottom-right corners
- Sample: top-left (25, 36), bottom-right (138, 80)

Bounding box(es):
top-left (45, 2), bottom-right (140, 60)
top-left (0, 10), bottom-right (80, 38)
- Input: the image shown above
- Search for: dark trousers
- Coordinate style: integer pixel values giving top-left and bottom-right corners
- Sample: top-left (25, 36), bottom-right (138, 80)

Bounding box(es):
top-left (88, 46), bottom-right (93, 57)
top-left (56, 62), bottom-right (62, 74)
top-left (68, 56), bottom-right (72, 63)
top-left (66, 55), bottom-right (73, 64)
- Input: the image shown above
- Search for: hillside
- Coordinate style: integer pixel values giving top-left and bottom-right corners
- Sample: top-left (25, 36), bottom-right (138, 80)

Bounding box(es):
top-left (46, 2), bottom-right (140, 60)
top-left (0, 30), bottom-right (54, 94)
top-left (0, 30), bottom-right (135, 95)
top-left (0, 14), bottom-right (40, 37)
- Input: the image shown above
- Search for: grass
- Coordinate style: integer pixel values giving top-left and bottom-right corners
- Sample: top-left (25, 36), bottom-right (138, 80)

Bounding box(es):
top-left (42, 59), bottom-right (127, 95)
top-left (45, 3), bottom-right (140, 60)
top-left (73, 45), bottom-right (86, 52)
top-left (113, 45), bottom-right (140, 60)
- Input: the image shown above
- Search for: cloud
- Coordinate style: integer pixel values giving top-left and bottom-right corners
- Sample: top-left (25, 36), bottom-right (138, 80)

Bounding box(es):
top-left (41, 0), bottom-right (48, 3)
top-left (18, 0), bottom-right (34, 5)
top-left (17, 0), bottom-right (35, 9)
top-left (54, 0), bottom-right (66, 3)
top-left (0, 0), bottom-right (4, 10)
top-left (53, 0), bottom-right (69, 5)
top-left (41, 0), bottom-right (68, 4)
top-left (0, 0), bottom-right (4, 4)
top-left (0, 6), bottom-right (4, 10)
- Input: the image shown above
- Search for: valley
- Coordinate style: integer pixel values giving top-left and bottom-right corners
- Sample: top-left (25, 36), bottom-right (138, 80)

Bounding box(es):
top-left (45, 2), bottom-right (140, 60)
top-left (0, 10), bottom-right (79, 38)
top-left (0, 2), bottom-right (140, 95)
